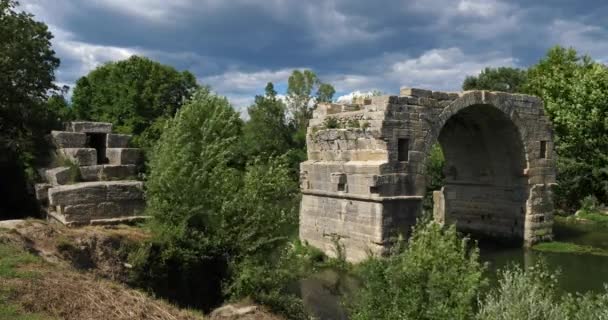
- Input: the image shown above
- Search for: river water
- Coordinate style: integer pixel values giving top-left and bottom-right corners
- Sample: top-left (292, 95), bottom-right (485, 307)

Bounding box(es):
top-left (298, 219), bottom-right (608, 320)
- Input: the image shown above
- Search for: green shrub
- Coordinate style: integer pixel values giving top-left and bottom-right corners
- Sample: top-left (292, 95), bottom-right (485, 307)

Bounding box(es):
top-left (131, 88), bottom-right (303, 314)
top-left (349, 221), bottom-right (486, 320)
top-left (323, 117), bottom-right (340, 129)
top-left (477, 262), bottom-right (608, 320)
top-left (580, 195), bottom-right (600, 213)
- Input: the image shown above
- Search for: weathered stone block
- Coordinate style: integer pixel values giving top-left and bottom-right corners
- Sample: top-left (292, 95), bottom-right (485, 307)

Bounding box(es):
top-left (106, 148), bottom-right (141, 165)
top-left (49, 182), bottom-right (107, 206)
top-left (68, 121), bottom-right (112, 133)
top-left (51, 131), bottom-right (86, 148)
top-left (59, 148), bottom-right (97, 166)
top-left (399, 87), bottom-right (432, 98)
top-left (106, 133), bottom-right (131, 148)
top-left (48, 181), bottom-right (144, 206)
top-left (35, 183), bottom-right (51, 202)
top-left (79, 165), bottom-right (137, 181)
top-left (45, 167), bottom-right (74, 185)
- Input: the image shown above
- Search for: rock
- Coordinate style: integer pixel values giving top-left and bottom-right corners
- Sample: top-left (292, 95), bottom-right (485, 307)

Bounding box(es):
top-left (46, 167), bottom-right (73, 185)
top-left (51, 131), bottom-right (87, 148)
top-left (210, 304), bottom-right (258, 318)
top-left (49, 182), bottom-right (107, 206)
top-left (35, 183), bottom-right (52, 203)
top-left (79, 165), bottom-right (136, 181)
top-left (49, 181), bottom-right (144, 206)
top-left (399, 87), bottom-right (433, 98)
top-left (105, 148), bottom-right (141, 165)
top-left (0, 219), bottom-right (26, 230)
top-left (59, 148), bottom-right (97, 166)
top-left (68, 121), bottom-right (113, 133)
top-left (106, 134), bottom-right (131, 148)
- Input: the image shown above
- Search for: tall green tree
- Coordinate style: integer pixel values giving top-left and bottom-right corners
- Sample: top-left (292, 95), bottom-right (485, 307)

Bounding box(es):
top-left (242, 83), bottom-right (293, 160)
top-left (132, 88), bottom-right (301, 312)
top-left (524, 46), bottom-right (608, 209)
top-left (462, 67), bottom-right (527, 93)
top-left (286, 69), bottom-right (335, 132)
top-left (0, 0), bottom-right (63, 217)
top-left (71, 55), bottom-right (198, 150)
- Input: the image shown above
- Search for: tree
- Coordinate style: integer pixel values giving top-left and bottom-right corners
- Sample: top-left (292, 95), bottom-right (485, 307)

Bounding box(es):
top-left (242, 83), bottom-right (293, 160)
top-left (286, 69), bottom-right (335, 132)
top-left (132, 88), bottom-right (301, 312)
top-left (350, 221), bottom-right (486, 320)
top-left (0, 0), bottom-right (63, 217)
top-left (462, 67), bottom-right (527, 93)
top-left (71, 55), bottom-right (198, 150)
top-left (524, 46), bottom-right (608, 210)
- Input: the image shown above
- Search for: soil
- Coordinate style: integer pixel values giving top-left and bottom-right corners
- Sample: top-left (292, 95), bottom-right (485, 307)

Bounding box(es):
top-left (0, 219), bottom-right (283, 320)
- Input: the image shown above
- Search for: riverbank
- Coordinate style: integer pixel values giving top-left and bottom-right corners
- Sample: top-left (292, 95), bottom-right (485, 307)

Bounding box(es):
top-left (531, 213), bottom-right (608, 256)
top-left (0, 219), bottom-right (283, 320)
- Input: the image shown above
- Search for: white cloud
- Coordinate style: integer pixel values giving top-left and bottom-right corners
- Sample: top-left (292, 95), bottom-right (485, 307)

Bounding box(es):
top-left (48, 25), bottom-right (139, 84)
top-left (548, 19), bottom-right (608, 63)
top-left (327, 47), bottom-right (517, 97)
top-left (336, 90), bottom-right (381, 103)
top-left (200, 68), bottom-right (295, 93)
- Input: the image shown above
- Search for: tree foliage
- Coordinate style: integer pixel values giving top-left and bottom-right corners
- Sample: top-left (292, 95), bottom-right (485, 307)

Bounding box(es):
top-left (132, 88), bottom-right (301, 312)
top-left (478, 262), bottom-right (608, 320)
top-left (462, 67), bottom-right (527, 93)
top-left (350, 222), bottom-right (486, 320)
top-left (524, 46), bottom-right (608, 209)
top-left (72, 55), bottom-right (198, 150)
top-left (0, 0), bottom-right (66, 217)
top-left (286, 69), bottom-right (335, 133)
top-left (242, 83), bottom-right (293, 160)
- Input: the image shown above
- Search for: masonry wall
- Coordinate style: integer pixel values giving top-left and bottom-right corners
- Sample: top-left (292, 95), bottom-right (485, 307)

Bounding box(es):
top-left (299, 88), bottom-right (557, 262)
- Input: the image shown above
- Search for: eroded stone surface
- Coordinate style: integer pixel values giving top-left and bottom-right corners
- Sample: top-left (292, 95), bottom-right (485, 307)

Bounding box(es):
top-left (59, 148), bottom-right (97, 166)
top-left (106, 148), bottom-right (141, 165)
top-left (68, 121), bottom-right (113, 133)
top-left (106, 134), bottom-right (131, 148)
top-left (79, 165), bottom-right (136, 181)
top-left (51, 131), bottom-right (87, 148)
top-left (45, 167), bottom-right (73, 185)
top-left (300, 88), bottom-right (556, 262)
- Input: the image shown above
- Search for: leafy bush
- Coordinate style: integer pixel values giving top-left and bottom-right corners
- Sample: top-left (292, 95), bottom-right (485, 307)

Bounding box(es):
top-left (72, 55), bottom-right (199, 152)
top-left (580, 195), bottom-right (600, 213)
top-left (131, 88), bottom-right (303, 314)
top-left (323, 117), bottom-right (340, 129)
top-left (349, 221), bottom-right (486, 320)
top-left (477, 262), bottom-right (608, 320)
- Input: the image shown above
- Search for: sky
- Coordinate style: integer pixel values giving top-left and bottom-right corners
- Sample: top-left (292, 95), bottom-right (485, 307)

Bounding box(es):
top-left (19, 0), bottom-right (608, 111)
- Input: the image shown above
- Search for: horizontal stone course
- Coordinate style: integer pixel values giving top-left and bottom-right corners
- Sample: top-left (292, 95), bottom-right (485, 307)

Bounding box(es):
top-left (48, 181), bottom-right (143, 206)
top-left (106, 133), bottom-right (131, 148)
top-left (51, 131), bottom-right (86, 148)
top-left (68, 121), bottom-right (112, 133)
top-left (79, 165), bottom-right (137, 181)
top-left (59, 148), bottom-right (97, 166)
top-left (45, 166), bottom-right (73, 185)
top-left (106, 148), bottom-right (142, 165)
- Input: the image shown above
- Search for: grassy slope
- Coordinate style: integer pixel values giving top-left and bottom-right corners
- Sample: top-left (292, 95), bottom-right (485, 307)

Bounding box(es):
top-left (0, 224), bottom-right (206, 320)
top-left (532, 213), bottom-right (608, 256)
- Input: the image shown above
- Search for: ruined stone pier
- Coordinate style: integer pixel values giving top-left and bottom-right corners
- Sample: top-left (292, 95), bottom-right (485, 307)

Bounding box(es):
top-left (36, 121), bottom-right (147, 226)
top-left (299, 88), bottom-right (556, 262)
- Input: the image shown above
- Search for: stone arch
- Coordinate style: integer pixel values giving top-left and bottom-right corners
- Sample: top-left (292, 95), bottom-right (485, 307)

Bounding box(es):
top-left (299, 88), bottom-right (556, 262)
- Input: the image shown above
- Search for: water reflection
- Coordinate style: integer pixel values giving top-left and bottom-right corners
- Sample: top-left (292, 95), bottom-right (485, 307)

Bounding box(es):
top-left (298, 219), bottom-right (608, 319)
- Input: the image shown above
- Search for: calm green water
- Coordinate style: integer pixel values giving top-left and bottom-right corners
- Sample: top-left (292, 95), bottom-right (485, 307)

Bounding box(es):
top-left (298, 219), bottom-right (608, 320)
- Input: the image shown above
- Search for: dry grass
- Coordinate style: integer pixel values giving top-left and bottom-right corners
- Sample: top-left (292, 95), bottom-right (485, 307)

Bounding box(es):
top-left (3, 269), bottom-right (205, 320)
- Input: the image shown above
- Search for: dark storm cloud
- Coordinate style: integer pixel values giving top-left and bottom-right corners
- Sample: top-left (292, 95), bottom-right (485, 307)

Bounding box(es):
top-left (19, 0), bottom-right (608, 108)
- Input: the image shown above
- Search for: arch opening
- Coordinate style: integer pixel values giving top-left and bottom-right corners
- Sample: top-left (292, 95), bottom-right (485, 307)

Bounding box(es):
top-left (432, 104), bottom-right (528, 243)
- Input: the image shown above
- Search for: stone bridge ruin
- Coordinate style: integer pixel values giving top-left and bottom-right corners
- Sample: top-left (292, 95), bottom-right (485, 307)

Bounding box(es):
top-left (299, 88), bottom-right (556, 262)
